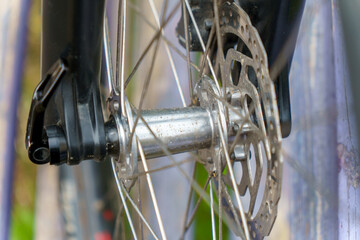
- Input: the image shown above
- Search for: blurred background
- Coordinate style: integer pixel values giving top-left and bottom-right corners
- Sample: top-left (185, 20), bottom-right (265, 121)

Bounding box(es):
top-left (1, 0), bottom-right (360, 239)
top-left (0, 0), bottom-right (40, 239)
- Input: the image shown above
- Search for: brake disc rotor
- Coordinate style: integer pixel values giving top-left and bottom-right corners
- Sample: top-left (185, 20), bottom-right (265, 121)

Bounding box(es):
top-left (197, 2), bottom-right (282, 239)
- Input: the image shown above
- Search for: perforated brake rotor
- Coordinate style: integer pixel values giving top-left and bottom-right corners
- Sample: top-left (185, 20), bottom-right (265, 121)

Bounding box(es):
top-left (197, 1), bottom-right (283, 239)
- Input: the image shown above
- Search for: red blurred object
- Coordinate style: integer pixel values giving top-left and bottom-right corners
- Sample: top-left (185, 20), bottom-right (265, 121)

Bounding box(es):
top-left (102, 210), bottom-right (114, 221)
top-left (95, 231), bottom-right (112, 240)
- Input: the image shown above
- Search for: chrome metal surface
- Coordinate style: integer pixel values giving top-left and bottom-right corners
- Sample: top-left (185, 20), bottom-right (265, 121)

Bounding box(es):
top-left (107, 105), bottom-right (254, 161)
top-left (135, 107), bottom-right (214, 158)
top-left (109, 107), bottom-right (216, 159)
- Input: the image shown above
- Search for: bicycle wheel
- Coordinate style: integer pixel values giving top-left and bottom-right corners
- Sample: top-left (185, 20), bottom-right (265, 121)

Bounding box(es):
top-left (105, 1), bottom-right (282, 239)
top-left (25, 0), bottom-right (303, 239)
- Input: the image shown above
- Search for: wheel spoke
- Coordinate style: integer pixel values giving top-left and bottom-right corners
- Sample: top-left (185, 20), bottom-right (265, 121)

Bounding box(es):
top-left (127, 0), bottom-right (177, 152)
top-left (120, 181), bottom-right (160, 240)
top-left (127, 1), bottom-right (201, 74)
top-left (213, 0), bottom-right (226, 98)
top-left (218, 115), bottom-right (250, 240)
top-left (137, 139), bottom-right (167, 239)
top-left (219, 178), bottom-right (243, 236)
top-left (116, 0), bottom-right (127, 116)
top-left (127, 32), bottom-right (161, 151)
top-left (217, 147), bottom-right (223, 240)
top-left (199, 23), bottom-right (215, 78)
top-left (185, 175), bottom-right (211, 231)
top-left (148, 0), bottom-right (187, 107)
top-left (103, 14), bottom-right (116, 94)
top-left (111, 159), bottom-right (138, 240)
top-left (124, 2), bottom-right (181, 88)
top-left (113, 202), bottom-right (124, 239)
top-left (181, 0), bottom-right (194, 101)
top-left (184, 0), bottom-right (221, 92)
top-left (209, 178), bottom-right (217, 240)
top-left (180, 163), bottom-right (196, 239)
top-left (125, 157), bottom-right (198, 180)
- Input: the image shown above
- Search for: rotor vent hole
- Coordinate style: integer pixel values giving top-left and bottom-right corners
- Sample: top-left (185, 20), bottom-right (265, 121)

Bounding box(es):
top-left (240, 188), bottom-right (251, 214)
top-left (224, 32), bottom-right (253, 59)
top-left (230, 60), bottom-right (242, 86)
top-left (244, 95), bottom-right (259, 129)
top-left (233, 160), bottom-right (243, 185)
top-left (247, 65), bottom-right (258, 89)
top-left (251, 141), bottom-right (267, 218)
top-left (249, 144), bottom-right (256, 186)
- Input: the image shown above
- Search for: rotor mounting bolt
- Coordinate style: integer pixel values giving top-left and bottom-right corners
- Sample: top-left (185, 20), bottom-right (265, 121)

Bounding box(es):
top-left (232, 123), bottom-right (239, 133)
top-left (226, 92), bottom-right (232, 102)
top-left (204, 18), bottom-right (213, 29)
top-left (233, 145), bottom-right (247, 161)
top-left (113, 100), bottom-right (119, 111)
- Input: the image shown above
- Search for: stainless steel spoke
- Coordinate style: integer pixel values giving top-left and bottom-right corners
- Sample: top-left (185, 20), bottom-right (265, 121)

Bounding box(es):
top-left (127, 35), bottom-right (161, 151)
top-left (209, 178), bottom-right (217, 240)
top-left (217, 152), bottom-right (223, 240)
top-left (199, 24), bottom-right (215, 78)
top-left (137, 139), bottom-right (167, 240)
top-left (125, 2), bottom-right (181, 88)
top-left (127, 1), bottom-right (201, 74)
top-left (213, 0), bottom-right (226, 98)
top-left (180, 163), bottom-right (196, 239)
top-left (137, 179), bottom-right (144, 240)
top-left (125, 157), bottom-right (198, 180)
top-left (184, 175), bottom-right (211, 231)
top-left (104, 14), bottom-right (116, 94)
top-left (218, 178), bottom-right (244, 237)
top-left (113, 203), bottom-right (124, 239)
top-left (111, 159), bottom-right (138, 240)
top-left (120, 182), bottom-right (160, 240)
top-left (181, 0), bottom-right (194, 101)
top-left (217, 116), bottom-right (250, 240)
top-left (184, 0), bottom-right (221, 92)
top-left (148, 0), bottom-right (187, 107)
top-left (118, 0), bottom-right (127, 116)
top-left (128, 1), bottom-right (157, 29)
